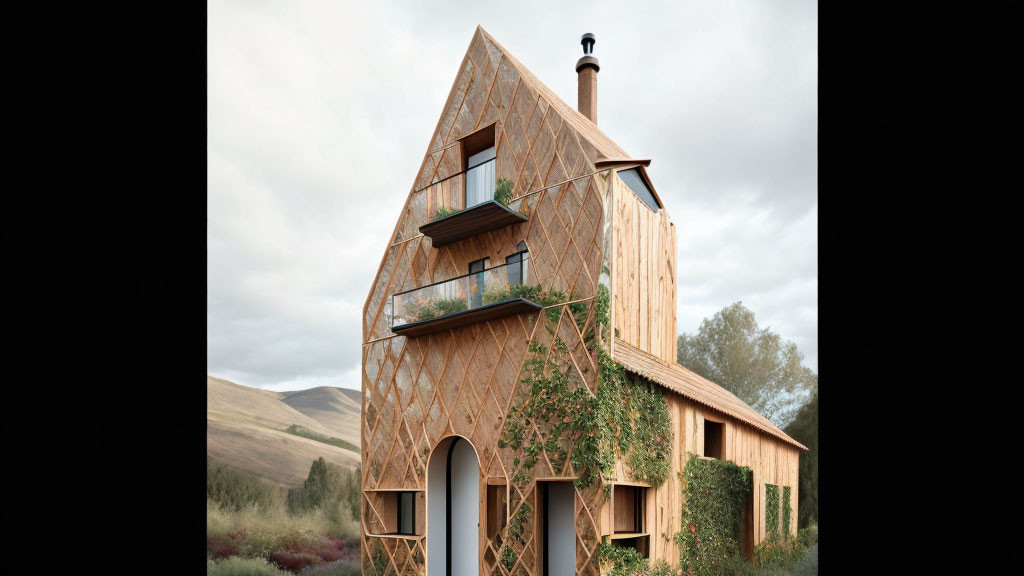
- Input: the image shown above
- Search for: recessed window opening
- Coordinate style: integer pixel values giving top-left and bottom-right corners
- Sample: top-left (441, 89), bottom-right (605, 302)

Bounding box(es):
top-left (613, 486), bottom-right (645, 534)
top-left (704, 419), bottom-right (724, 460)
top-left (396, 491), bottom-right (415, 535)
top-left (462, 124), bottom-right (497, 209)
top-left (485, 484), bottom-right (507, 540)
top-left (618, 168), bottom-right (661, 212)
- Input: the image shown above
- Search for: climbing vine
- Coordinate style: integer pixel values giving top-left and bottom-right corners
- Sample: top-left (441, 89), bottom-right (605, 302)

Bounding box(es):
top-left (765, 484), bottom-right (780, 535)
top-left (598, 542), bottom-right (674, 576)
top-left (782, 486), bottom-right (791, 538)
top-left (675, 454), bottom-right (753, 576)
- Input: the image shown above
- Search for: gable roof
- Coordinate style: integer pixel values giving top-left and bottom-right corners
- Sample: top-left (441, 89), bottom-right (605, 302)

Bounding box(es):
top-left (613, 338), bottom-right (808, 451)
top-left (476, 27), bottom-right (631, 162)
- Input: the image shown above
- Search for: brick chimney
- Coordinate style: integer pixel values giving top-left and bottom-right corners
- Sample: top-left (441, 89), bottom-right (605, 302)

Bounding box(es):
top-left (576, 33), bottom-right (599, 124)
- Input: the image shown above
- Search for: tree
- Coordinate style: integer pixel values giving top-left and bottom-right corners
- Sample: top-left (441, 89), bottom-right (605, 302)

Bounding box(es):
top-left (676, 302), bottom-right (816, 427)
top-left (784, 391), bottom-right (817, 528)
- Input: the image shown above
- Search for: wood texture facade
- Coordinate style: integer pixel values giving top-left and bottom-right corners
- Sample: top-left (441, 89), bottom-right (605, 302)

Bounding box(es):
top-left (360, 27), bottom-right (806, 576)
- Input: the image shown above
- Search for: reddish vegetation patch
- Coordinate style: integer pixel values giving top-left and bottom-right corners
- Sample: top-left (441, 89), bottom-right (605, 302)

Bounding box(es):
top-left (206, 529), bottom-right (360, 572)
top-left (271, 550), bottom-right (319, 572)
top-left (207, 529), bottom-right (248, 559)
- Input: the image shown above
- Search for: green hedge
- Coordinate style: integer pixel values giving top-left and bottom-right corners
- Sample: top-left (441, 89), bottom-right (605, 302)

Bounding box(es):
top-left (765, 484), bottom-right (779, 535)
top-left (781, 486), bottom-right (791, 538)
top-left (675, 454), bottom-right (753, 576)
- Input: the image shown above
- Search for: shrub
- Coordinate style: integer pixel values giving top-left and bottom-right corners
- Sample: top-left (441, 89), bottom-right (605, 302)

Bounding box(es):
top-left (287, 458), bottom-right (361, 528)
top-left (754, 533), bottom-right (803, 568)
top-left (207, 556), bottom-right (291, 576)
top-left (494, 178), bottom-right (514, 205)
top-left (208, 458), bottom-right (287, 512)
top-left (792, 543), bottom-right (817, 576)
top-left (796, 523), bottom-right (817, 549)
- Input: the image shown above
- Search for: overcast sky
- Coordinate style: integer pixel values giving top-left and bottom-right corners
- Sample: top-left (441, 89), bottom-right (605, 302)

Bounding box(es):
top-left (208, 0), bottom-right (817, 392)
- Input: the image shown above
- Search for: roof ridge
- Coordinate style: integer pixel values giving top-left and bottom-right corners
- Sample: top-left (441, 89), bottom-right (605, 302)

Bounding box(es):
top-left (476, 28), bottom-right (632, 160)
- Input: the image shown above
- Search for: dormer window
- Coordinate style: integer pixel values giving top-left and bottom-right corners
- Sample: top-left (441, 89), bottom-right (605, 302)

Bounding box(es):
top-left (618, 168), bottom-right (661, 212)
top-left (461, 123), bottom-right (497, 208)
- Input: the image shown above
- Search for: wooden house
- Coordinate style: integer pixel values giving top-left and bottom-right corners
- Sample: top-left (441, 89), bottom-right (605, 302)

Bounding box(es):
top-left (360, 27), bottom-right (807, 576)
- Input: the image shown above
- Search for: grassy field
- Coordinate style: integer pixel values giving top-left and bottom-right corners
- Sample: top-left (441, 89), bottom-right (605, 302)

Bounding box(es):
top-left (207, 458), bottom-right (361, 575)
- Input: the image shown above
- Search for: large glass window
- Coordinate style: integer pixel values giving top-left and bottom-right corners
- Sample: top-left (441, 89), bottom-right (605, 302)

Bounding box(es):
top-left (618, 168), bottom-right (661, 212)
top-left (465, 146), bottom-right (496, 208)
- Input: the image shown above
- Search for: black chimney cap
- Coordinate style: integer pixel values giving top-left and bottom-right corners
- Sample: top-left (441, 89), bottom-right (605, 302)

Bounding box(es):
top-left (581, 33), bottom-right (596, 55)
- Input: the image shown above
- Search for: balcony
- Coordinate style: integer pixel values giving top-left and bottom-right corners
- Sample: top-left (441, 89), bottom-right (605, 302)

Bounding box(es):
top-left (418, 158), bottom-right (527, 247)
top-left (391, 255), bottom-right (542, 337)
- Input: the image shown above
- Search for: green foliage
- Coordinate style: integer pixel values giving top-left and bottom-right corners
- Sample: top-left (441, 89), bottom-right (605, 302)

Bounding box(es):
top-left (675, 454), bottom-right (753, 576)
top-left (432, 205), bottom-right (463, 221)
top-left (781, 486), bottom-right (791, 537)
top-left (796, 523), bottom-right (817, 549)
top-left (765, 484), bottom-right (780, 535)
top-left (676, 302), bottom-right (817, 427)
top-left (507, 503), bottom-right (530, 545)
top-left (287, 458), bottom-right (361, 525)
top-left (598, 542), bottom-right (674, 576)
top-left (498, 340), bottom-right (672, 490)
top-left (754, 532), bottom-right (803, 568)
top-left (285, 424), bottom-right (360, 453)
top-left (494, 177), bottom-right (514, 205)
top-left (405, 296), bottom-right (469, 322)
top-left (208, 459), bottom-right (286, 511)
top-left (783, 391), bottom-right (817, 528)
top-left (501, 543), bottom-right (517, 571)
top-left (207, 556), bottom-right (292, 576)
top-left (596, 348), bottom-right (673, 486)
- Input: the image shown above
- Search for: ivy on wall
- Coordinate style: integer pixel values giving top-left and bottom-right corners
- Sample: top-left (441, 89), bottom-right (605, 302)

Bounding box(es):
top-left (765, 484), bottom-right (780, 535)
top-left (782, 486), bottom-right (791, 538)
top-left (674, 454), bottom-right (753, 576)
top-left (497, 283), bottom-right (672, 490)
top-left (598, 542), bottom-right (674, 576)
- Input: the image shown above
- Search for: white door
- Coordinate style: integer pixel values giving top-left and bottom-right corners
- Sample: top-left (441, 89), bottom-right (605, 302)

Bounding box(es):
top-left (427, 437), bottom-right (480, 576)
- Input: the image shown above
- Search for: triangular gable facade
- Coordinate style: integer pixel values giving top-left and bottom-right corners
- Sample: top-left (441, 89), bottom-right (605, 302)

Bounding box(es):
top-left (360, 27), bottom-right (803, 576)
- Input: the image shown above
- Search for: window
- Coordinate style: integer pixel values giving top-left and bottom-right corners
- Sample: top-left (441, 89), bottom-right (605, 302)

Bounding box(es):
top-left (504, 241), bottom-right (529, 286)
top-left (610, 485), bottom-right (648, 557)
top-left (703, 419), bottom-right (724, 460)
top-left (462, 123), bottom-right (497, 208)
top-left (617, 168), bottom-right (661, 211)
top-left (468, 257), bottom-right (489, 308)
top-left (613, 486), bottom-right (645, 534)
top-left (396, 491), bottom-right (415, 535)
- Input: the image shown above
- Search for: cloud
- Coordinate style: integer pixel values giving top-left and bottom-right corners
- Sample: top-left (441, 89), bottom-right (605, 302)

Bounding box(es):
top-left (207, 0), bottom-right (817, 390)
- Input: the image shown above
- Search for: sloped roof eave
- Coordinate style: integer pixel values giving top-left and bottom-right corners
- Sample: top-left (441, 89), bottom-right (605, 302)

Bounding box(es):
top-left (612, 339), bottom-right (809, 451)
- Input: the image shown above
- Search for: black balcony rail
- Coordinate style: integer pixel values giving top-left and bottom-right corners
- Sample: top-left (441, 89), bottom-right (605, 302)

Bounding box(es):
top-left (390, 255), bottom-right (541, 335)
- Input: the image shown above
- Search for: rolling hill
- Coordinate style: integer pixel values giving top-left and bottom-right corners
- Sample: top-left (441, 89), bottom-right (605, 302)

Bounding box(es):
top-left (207, 376), bottom-right (361, 486)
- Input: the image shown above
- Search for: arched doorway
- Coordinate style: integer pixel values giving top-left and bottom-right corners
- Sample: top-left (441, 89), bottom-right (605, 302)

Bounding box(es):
top-left (427, 436), bottom-right (480, 576)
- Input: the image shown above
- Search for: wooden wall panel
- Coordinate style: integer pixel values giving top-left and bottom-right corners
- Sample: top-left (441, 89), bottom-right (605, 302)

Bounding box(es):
top-left (610, 170), bottom-right (677, 364)
top-left (610, 392), bottom-right (801, 571)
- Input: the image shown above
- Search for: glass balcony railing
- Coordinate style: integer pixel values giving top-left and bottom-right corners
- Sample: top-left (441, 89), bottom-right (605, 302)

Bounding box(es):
top-left (391, 254), bottom-right (539, 334)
